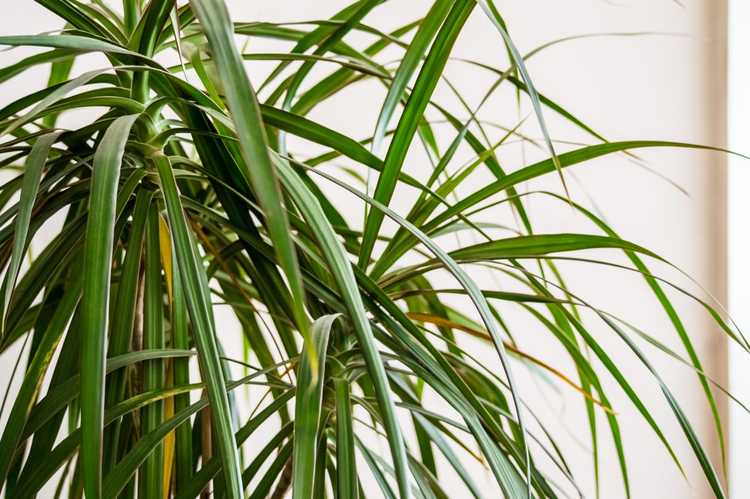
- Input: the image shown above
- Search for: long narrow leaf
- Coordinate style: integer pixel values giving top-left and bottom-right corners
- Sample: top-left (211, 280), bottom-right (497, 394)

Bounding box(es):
top-left (291, 314), bottom-right (337, 499)
top-left (79, 113), bottom-right (139, 499)
top-left (154, 154), bottom-right (243, 498)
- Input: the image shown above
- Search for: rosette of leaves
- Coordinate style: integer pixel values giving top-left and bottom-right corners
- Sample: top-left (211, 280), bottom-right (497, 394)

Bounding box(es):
top-left (0, 1), bottom-right (741, 498)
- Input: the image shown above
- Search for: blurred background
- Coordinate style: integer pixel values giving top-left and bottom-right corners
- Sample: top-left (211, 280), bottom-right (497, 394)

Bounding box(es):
top-left (0, 0), bottom-right (744, 497)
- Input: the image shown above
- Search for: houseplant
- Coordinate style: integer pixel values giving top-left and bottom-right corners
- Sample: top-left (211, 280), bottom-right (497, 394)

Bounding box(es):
top-left (0, 0), bottom-right (740, 497)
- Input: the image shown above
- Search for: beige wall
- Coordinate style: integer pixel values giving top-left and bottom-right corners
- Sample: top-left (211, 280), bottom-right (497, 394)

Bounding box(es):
top-left (0, 1), bottom-right (731, 497)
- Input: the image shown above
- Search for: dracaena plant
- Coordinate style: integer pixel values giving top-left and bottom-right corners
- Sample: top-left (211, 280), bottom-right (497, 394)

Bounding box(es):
top-left (0, 0), bottom-right (741, 498)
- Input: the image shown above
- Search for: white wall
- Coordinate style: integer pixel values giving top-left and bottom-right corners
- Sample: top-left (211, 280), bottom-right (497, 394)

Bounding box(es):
top-left (0, 1), bottom-right (732, 498)
top-left (726, 0), bottom-right (750, 496)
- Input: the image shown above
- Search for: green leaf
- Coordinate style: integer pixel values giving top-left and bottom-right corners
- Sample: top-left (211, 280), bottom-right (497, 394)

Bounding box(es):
top-left (476, 0), bottom-right (566, 194)
top-left (154, 154), bottom-right (243, 499)
top-left (0, 278), bottom-right (80, 484)
top-left (103, 398), bottom-right (209, 498)
top-left (139, 203), bottom-right (165, 499)
top-left (274, 156), bottom-right (412, 499)
top-left (0, 35), bottom-right (154, 62)
top-left (0, 49), bottom-right (75, 86)
top-left (382, 141), bottom-right (746, 269)
top-left (1, 69), bottom-right (101, 135)
top-left (1, 131), bottom-right (63, 333)
top-left (80, 113), bottom-right (139, 499)
top-left (171, 243), bottom-right (194, 495)
top-left (371, 0), bottom-right (453, 152)
top-left (358, 0), bottom-right (474, 268)
top-left (335, 377), bottom-right (358, 499)
top-left (304, 161), bottom-right (530, 497)
top-left (292, 314), bottom-right (337, 499)
top-left (188, 0), bottom-right (313, 367)
top-left (414, 414), bottom-right (484, 499)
